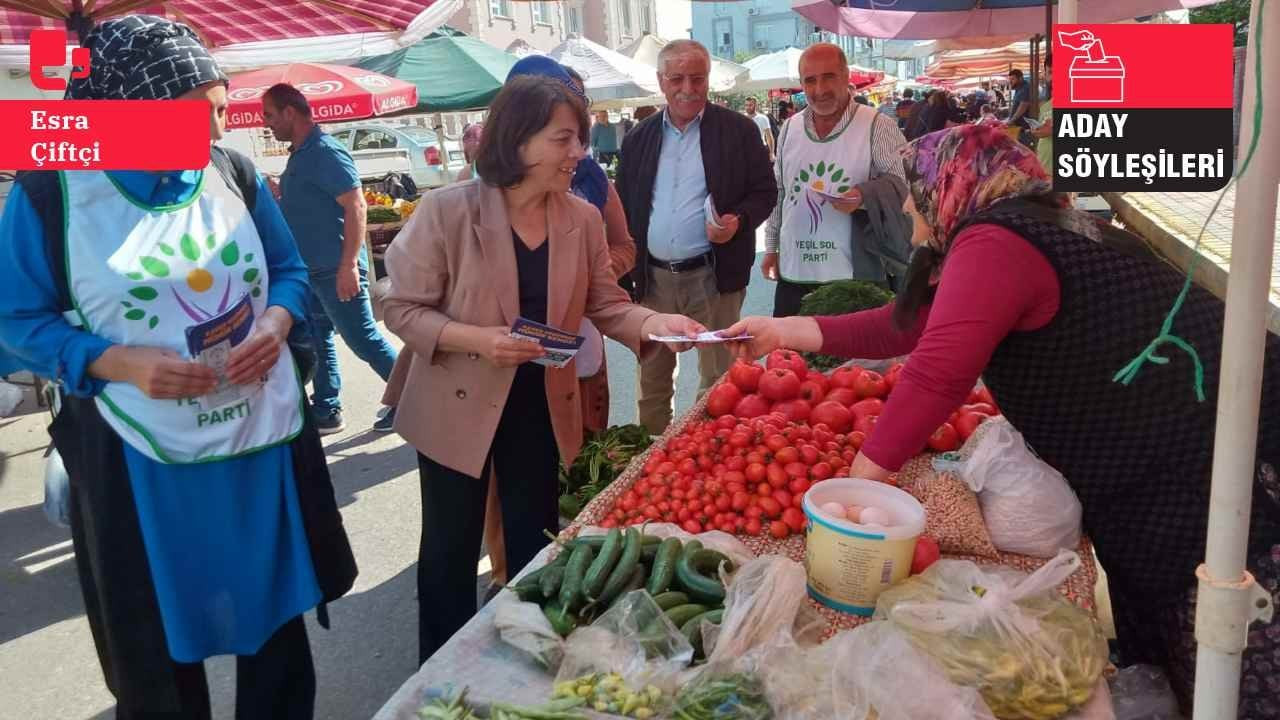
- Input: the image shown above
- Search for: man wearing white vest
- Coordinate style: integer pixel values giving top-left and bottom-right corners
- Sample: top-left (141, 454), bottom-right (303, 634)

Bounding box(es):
top-left (762, 44), bottom-right (911, 317)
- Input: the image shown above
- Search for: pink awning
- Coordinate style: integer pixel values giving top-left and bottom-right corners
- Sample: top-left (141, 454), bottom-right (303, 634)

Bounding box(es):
top-left (792, 0), bottom-right (1221, 40)
top-left (0, 1), bottom-right (461, 70)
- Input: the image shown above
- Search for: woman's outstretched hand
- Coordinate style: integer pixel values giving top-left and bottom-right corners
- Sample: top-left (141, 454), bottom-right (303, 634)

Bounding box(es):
top-left (719, 315), bottom-right (824, 360)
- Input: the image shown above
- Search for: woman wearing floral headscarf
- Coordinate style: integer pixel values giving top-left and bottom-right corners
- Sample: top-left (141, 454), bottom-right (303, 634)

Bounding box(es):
top-left (0, 16), bottom-right (355, 719)
top-left (725, 124), bottom-right (1279, 717)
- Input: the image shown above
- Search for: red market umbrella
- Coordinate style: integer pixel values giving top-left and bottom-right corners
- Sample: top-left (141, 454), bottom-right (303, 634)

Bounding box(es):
top-left (0, 0), bottom-right (462, 70)
top-left (226, 63), bottom-right (417, 129)
top-left (849, 65), bottom-right (885, 90)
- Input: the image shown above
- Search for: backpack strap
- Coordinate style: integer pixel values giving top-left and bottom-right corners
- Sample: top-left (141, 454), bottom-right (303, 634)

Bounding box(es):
top-left (15, 171), bottom-right (73, 316)
top-left (210, 145), bottom-right (258, 212)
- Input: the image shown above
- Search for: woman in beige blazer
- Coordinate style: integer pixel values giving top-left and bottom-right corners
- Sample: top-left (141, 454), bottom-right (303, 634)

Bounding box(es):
top-left (382, 77), bottom-right (701, 662)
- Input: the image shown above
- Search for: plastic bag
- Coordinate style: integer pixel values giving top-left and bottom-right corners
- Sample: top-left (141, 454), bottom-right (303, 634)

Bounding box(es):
top-left (702, 555), bottom-right (824, 664)
top-left (877, 551), bottom-right (1110, 720)
top-left (43, 446), bottom-right (71, 528)
top-left (1064, 679), bottom-right (1116, 720)
top-left (553, 589), bottom-right (692, 699)
top-left (0, 380), bottom-right (22, 417)
top-left (696, 555), bottom-right (825, 719)
top-left (1108, 665), bottom-right (1181, 720)
top-left (822, 622), bottom-right (997, 720)
top-left (492, 591), bottom-right (565, 670)
top-left (671, 666), bottom-right (775, 720)
top-left (960, 417), bottom-right (1083, 558)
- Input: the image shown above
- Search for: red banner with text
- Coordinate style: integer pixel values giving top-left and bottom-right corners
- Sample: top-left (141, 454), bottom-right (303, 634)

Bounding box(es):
top-left (0, 101), bottom-right (211, 171)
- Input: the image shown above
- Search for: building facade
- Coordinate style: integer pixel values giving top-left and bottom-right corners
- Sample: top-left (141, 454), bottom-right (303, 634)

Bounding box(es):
top-left (446, 0), bottom-right (657, 53)
top-left (692, 0), bottom-right (817, 62)
top-left (445, 0), bottom-right (569, 55)
top-left (570, 0), bottom-right (658, 50)
top-left (692, 0), bottom-right (925, 80)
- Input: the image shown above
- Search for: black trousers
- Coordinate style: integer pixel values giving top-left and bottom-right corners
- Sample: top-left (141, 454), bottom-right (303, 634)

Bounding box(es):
top-left (116, 616), bottom-right (315, 720)
top-left (772, 278), bottom-right (815, 318)
top-left (416, 372), bottom-right (561, 663)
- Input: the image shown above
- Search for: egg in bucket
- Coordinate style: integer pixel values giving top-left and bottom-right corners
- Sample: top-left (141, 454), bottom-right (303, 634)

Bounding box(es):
top-left (802, 477), bottom-right (925, 615)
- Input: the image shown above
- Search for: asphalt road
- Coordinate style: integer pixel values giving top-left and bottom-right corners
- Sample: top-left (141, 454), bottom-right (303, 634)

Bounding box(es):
top-left (0, 242), bottom-right (776, 720)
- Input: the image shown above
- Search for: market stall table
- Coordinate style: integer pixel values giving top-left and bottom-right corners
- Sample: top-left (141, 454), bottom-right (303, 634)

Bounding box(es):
top-left (373, 384), bottom-right (1105, 719)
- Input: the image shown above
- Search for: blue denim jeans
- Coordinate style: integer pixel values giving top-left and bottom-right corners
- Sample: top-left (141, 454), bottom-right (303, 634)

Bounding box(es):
top-left (307, 266), bottom-right (398, 414)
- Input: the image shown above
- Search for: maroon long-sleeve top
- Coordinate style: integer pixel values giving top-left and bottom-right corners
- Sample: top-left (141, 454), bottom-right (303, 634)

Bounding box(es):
top-left (814, 223), bottom-right (1062, 470)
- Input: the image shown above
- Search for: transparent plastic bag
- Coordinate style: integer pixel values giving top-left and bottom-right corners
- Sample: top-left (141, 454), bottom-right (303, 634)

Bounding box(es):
top-left (671, 663), bottom-right (775, 720)
top-left (702, 555), bottom-right (823, 664)
top-left (492, 591), bottom-right (565, 670)
top-left (960, 418), bottom-right (1083, 558)
top-left (824, 622), bottom-right (997, 720)
top-left (553, 589), bottom-right (692, 699)
top-left (43, 447), bottom-right (71, 528)
top-left (1064, 678), bottom-right (1116, 720)
top-left (1108, 665), bottom-right (1181, 720)
top-left (0, 380), bottom-right (22, 417)
top-left (694, 555), bottom-right (824, 719)
top-left (876, 551), bottom-right (1110, 720)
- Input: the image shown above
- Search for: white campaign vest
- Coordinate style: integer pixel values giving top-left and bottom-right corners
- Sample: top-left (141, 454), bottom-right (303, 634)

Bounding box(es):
top-left (777, 107), bottom-right (876, 284)
top-left (62, 168), bottom-right (303, 464)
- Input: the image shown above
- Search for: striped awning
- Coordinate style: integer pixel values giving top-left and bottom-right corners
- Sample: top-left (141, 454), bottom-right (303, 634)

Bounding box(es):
top-left (0, 0), bottom-right (462, 70)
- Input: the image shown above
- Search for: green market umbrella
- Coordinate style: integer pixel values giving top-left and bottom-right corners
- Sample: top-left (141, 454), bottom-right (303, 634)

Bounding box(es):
top-left (356, 27), bottom-right (517, 112)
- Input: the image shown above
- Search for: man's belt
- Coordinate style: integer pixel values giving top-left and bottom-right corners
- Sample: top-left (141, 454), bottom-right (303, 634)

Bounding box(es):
top-left (648, 252), bottom-right (713, 273)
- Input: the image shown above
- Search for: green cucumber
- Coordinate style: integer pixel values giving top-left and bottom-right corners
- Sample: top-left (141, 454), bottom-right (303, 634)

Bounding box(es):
top-left (512, 550), bottom-right (570, 595)
top-left (543, 602), bottom-right (578, 637)
top-left (513, 582), bottom-right (542, 603)
top-left (582, 528), bottom-right (623, 598)
top-left (652, 591), bottom-right (691, 611)
top-left (681, 608), bottom-right (724, 656)
top-left (691, 548), bottom-right (735, 574)
top-left (570, 533), bottom-right (660, 551)
top-left (646, 537), bottom-right (682, 595)
top-left (538, 565), bottom-right (566, 599)
top-left (608, 564), bottom-right (648, 609)
top-left (592, 527), bottom-right (642, 607)
top-left (640, 542), bottom-right (660, 563)
top-left (663, 602), bottom-right (710, 628)
top-left (558, 543), bottom-right (594, 613)
top-left (676, 546), bottom-right (727, 605)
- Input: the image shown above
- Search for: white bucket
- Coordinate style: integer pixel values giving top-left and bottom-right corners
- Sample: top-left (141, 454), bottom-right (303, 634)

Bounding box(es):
top-left (802, 477), bottom-right (926, 615)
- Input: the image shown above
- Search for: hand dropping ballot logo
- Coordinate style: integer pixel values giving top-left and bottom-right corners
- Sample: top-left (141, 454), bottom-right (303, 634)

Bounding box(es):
top-left (28, 29), bottom-right (90, 91)
top-left (1051, 24), bottom-right (1234, 193)
top-left (1057, 29), bottom-right (1125, 104)
top-left (0, 29), bottom-right (210, 170)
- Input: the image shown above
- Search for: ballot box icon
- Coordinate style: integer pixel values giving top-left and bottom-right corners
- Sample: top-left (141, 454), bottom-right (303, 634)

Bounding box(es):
top-left (1058, 30), bottom-right (1126, 103)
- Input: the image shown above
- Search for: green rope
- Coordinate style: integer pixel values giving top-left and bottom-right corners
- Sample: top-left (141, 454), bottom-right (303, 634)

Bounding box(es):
top-left (1113, 0), bottom-right (1267, 403)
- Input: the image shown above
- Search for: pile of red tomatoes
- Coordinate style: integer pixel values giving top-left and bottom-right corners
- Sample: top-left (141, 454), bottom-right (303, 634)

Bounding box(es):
top-left (597, 351), bottom-right (1001, 538)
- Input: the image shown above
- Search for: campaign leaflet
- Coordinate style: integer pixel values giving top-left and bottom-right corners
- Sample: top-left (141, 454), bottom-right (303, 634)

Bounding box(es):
top-left (509, 317), bottom-right (585, 369)
top-left (648, 331), bottom-right (754, 344)
top-left (185, 293), bottom-right (259, 410)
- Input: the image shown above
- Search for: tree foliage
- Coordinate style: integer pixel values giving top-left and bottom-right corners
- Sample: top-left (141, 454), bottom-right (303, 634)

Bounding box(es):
top-left (1189, 0), bottom-right (1252, 46)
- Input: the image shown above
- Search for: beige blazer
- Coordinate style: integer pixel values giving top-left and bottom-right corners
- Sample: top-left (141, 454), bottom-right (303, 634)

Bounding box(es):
top-left (382, 179), bottom-right (657, 478)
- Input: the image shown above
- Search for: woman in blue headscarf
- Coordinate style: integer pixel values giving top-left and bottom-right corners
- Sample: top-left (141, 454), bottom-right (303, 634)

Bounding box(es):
top-left (0, 16), bottom-right (355, 719)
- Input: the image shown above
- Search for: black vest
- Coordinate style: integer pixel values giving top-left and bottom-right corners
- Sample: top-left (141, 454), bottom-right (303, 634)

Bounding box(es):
top-left (968, 209), bottom-right (1280, 661)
